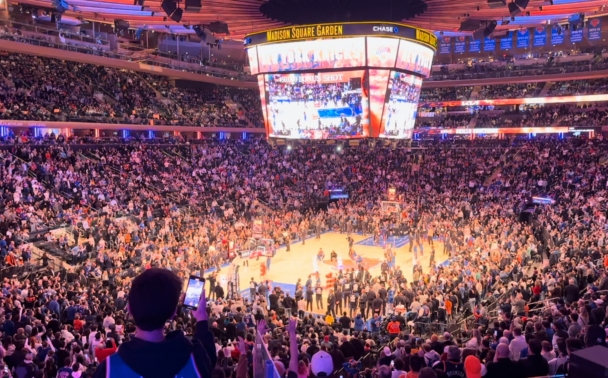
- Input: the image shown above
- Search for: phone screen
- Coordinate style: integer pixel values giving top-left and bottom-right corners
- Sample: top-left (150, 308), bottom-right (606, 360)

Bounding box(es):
top-left (184, 276), bottom-right (205, 309)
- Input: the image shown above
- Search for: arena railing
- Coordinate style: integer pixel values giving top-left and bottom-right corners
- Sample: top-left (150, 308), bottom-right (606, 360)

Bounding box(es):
top-left (254, 330), bottom-right (281, 378)
top-left (0, 30), bottom-right (255, 82)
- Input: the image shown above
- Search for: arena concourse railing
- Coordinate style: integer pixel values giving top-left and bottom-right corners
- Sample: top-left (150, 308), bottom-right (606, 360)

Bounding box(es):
top-left (0, 19), bottom-right (255, 81)
top-left (254, 330), bottom-right (281, 378)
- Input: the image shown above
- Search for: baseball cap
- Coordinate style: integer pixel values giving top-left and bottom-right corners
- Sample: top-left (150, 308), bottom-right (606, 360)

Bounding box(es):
top-left (464, 355), bottom-right (482, 378)
top-left (311, 351), bottom-right (333, 376)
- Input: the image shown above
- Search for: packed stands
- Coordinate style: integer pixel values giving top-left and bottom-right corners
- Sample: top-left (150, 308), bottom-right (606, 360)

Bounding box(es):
top-left (548, 78), bottom-right (608, 96)
top-left (420, 87), bottom-right (473, 102)
top-left (0, 134), bottom-right (606, 378)
top-left (415, 114), bottom-right (473, 128)
top-left (428, 56), bottom-right (608, 81)
top-left (475, 83), bottom-right (544, 100)
top-left (0, 51), bottom-right (260, 127)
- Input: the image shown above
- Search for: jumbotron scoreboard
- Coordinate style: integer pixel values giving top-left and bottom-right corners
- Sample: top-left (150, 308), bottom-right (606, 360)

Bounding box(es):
top-left (244, 22), bottom-right (437, 140)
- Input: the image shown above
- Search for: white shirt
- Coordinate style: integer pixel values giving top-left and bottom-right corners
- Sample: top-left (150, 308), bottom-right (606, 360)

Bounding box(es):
top-left (509, 335), bottom-right (528, 360)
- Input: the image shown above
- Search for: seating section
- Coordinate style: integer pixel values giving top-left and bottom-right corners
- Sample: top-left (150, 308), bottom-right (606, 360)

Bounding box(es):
top-left (475, 83), bottom-right (544, 99)
top-left (419, 86), bottom-right (473, 102)
top-left (429, 56), bottom-right (608, 80)
top-left (548, 78), bottom-right (608, 96)
top-left (0, 51), bottom-right (261, 127)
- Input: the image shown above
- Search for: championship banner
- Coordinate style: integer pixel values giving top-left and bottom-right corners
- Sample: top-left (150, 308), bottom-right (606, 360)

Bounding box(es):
top-left (570, 28), bottom-right (583, 43)
top-left (533, 26), bottom-right (546, 47)
top-left (551, 26), bottom-right (564, 44)
top-left (500, 32), bottom-right (513, 50)
top-left (516, 28), bottom-right (530, 49)
top-left (439, 37), bottom-right (451, 54)
top-left (252, 219), bottom-right (263, 239)
top-left (454, 36), bottom-right (466, 54)
top-left (469, 37), bottom-right (481, 52)
top-left (589, 18), bottom-right (602, 40)
top-left (483, 37), bottom-right (495, 51)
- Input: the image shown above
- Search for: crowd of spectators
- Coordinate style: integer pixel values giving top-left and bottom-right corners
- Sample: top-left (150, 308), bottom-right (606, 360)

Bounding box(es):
top-left (548, 79), bottom-right (608, 97)
top-left (0, 51), bottom-right (259, 128)
top-left (419, 87), bottom-right (473, 102)
top-left (475, 83), bottom-right (544, 100)
top-left (415, 114), bottom-right (473, 128)
top-left (0, 134), bottom-right (605, 378)
top-left (428, 57), bottom-right (608, 81)
top-left (474, 104), bottom-right (608, 128)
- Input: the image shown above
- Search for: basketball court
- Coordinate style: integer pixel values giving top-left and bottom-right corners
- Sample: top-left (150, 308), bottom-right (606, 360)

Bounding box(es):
top-left (228, 231), bottom-right (448, 315)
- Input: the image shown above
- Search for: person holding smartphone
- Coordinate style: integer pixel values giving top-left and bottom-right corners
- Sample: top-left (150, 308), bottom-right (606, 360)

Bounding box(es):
top-left (92, 268), bottom-right (216, 378)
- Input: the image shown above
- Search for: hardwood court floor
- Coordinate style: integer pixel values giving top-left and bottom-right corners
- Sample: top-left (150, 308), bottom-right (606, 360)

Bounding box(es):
top-left (231, 232), bottom-right (447, 314)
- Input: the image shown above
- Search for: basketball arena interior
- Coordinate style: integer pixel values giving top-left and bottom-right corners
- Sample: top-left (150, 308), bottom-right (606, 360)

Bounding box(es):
top-left (0, 0), bottom-right (606, 377)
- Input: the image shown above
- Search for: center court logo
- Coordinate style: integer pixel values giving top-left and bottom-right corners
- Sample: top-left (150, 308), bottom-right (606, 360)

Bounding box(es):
top-left (373, 26), bottom-right (399, 33)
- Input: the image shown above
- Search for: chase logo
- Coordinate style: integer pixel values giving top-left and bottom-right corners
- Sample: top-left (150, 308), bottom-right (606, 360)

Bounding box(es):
top-left (373, 26), bottom-right (399, 33)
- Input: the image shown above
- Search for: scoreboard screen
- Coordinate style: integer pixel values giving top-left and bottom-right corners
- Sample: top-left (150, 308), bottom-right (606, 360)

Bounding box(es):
top-left (245, 22), bottom-right (436, 139)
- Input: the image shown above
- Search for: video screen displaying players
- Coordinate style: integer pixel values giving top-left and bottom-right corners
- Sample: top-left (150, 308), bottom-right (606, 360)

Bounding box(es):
top-left (379, 71), bottom-right (423, 139)
top-left (256, 38), bottom-right (365, 73)
top-left (265, 70), bottom-right (369, 139)
top-left (395, 40), bottom-right (434, 78)
top-left (368, 69), bottom-right (391, 133)
top-left (247, 48), bottom-right (259, 75)
top-left (366, 37), bottom-right (399, 68)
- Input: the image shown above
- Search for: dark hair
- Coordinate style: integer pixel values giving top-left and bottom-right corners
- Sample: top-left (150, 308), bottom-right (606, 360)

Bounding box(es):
top-left (409, 355), bottom-right (423, 372)
top-left (394, 358), bottom-right (405, 371)
top-left (419, 367), bottom-right (438, 378)
top-left (528, 339), bottom-right (542, 355)
top-left (128, 268), bottom-right (182, 331)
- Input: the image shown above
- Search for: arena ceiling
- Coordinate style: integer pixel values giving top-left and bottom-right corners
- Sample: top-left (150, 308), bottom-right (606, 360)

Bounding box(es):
top-left (9, 0), bottom-right (608, 39)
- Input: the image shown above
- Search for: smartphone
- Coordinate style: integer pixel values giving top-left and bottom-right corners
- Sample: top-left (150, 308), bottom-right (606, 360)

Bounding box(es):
top-left (390, 360), bottom-right (394, 368)
top-left (184, 275), bottom-right (206, 309)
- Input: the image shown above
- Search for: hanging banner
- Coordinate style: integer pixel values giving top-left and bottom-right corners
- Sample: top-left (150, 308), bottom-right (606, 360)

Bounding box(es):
top-left (483, 37), bottom-right (496, 51)
top-left (500, 32), bottom-right (513, 50)
top-left (469, 37), bottom-right (481, 52)
top-left (516, 28), bottom-right (530, 49)
top-left (570, 27), bottom-right (583, 43)
top-left (551, 26), bottom-right (564, 44)
top-left (533, 26), bottom-right (546, 47)
top-left (588, 18), bottom-right (602, 40)
top-left (439, 37), bottom-right (451, 54)
top-left (252, 219), bottom-right (263, 239)
top-left (454, 36), bottom-right (466, 53)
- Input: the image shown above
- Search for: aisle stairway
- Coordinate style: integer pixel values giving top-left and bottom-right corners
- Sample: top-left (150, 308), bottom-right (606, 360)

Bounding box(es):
top-left (539, 82), bottom-right (553, 97)
top-left (467, 114), bottom-right (479, 128)
top-left (226, 96), bottom-right (255, 127)
top-left (469, 85), bottom-right (483, 100)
